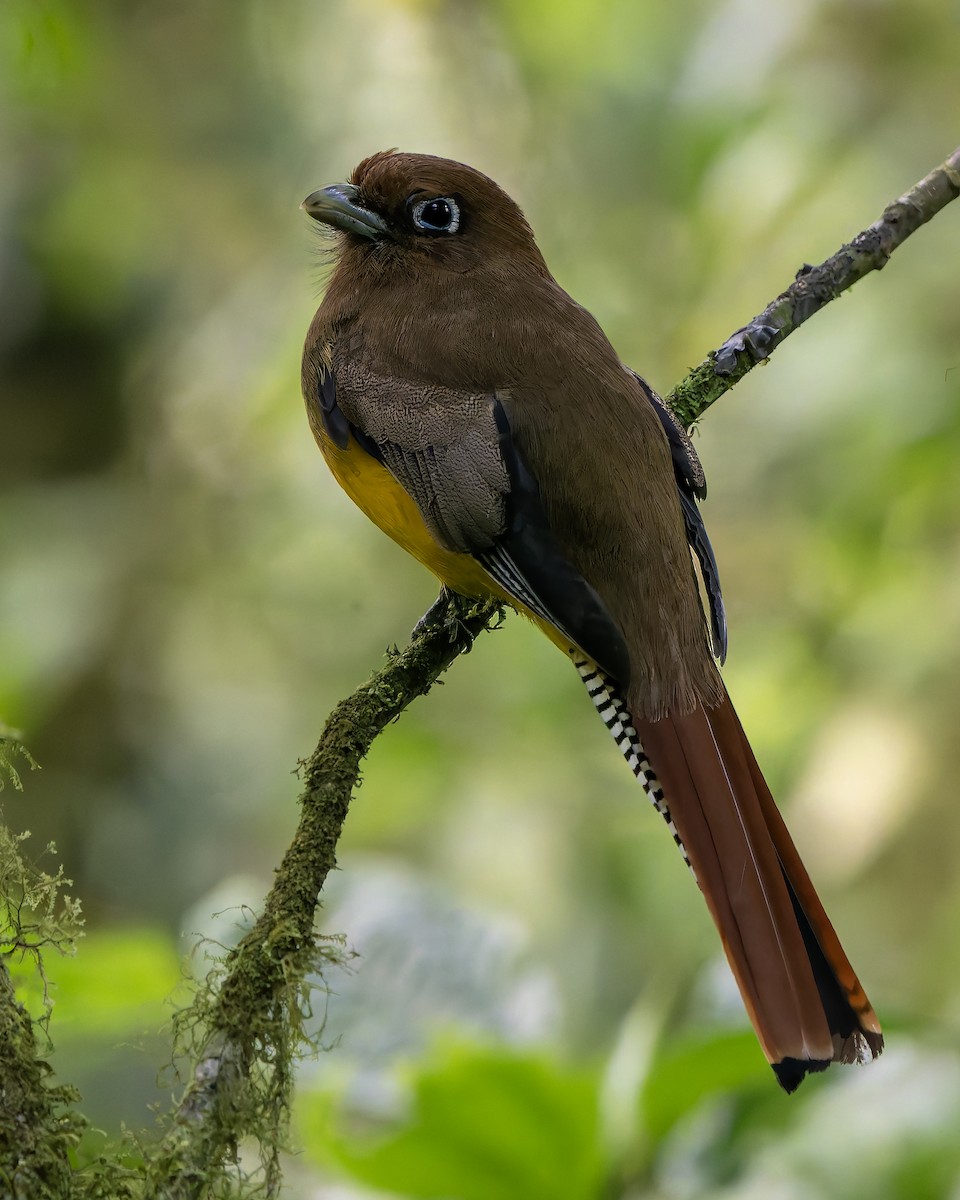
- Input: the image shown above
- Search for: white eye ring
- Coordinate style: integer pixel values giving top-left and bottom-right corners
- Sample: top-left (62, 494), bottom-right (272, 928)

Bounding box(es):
top-left (411, 196), bottom-right (461, 234)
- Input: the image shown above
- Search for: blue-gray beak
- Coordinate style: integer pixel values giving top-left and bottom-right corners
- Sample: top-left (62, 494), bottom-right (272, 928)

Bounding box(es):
top-left (300, 183), bottom-right (390, 240)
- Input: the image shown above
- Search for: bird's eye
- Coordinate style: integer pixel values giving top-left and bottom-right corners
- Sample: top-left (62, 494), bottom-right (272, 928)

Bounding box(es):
top-left (410, 196), bottom-right (461, 235)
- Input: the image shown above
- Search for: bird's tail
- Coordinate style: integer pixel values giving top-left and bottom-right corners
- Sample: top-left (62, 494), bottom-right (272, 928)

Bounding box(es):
top-left (573, 657), bottom-right (883, 1091)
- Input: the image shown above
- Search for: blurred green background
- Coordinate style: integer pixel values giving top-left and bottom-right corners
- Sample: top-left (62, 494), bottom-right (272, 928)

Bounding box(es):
top-left (2, 0), bottom-right (960, 1195)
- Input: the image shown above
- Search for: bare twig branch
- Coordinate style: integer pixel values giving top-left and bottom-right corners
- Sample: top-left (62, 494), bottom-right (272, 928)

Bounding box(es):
top-left (668, 144), bottom-right (960, 427)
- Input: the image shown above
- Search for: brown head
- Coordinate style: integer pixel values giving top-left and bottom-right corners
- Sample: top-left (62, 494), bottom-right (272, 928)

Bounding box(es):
top-left (301, 151), bottom-right (549, 277)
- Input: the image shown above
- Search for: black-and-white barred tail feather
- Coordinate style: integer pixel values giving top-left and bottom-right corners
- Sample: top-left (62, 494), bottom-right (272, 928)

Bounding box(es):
top-left (572, 654), bottom-right (695, 881)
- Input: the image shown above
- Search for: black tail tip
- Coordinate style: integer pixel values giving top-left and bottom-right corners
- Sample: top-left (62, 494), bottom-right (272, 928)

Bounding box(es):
top-left (772, 1056), bottom-right (831, 1094)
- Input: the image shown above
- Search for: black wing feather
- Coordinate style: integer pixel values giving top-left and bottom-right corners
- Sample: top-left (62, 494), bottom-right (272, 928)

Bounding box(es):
top-left (477, 398), bottom-right (632, 683)
top-left (634, 373), bottom-right (707, 500)
top-left (318, 367), bottom-right (388, 464)
top-left (633, 373), bottom-right (728, 662)
top-left (677, 490), bottom-right (727, 663)
top-left (318, 368), bottom-right (350, 449)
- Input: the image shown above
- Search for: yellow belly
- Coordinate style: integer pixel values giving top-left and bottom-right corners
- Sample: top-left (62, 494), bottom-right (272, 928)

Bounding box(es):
top-left (313, 424), bottom-right (573, 656)
top-left (319, 431), bottom-right (505, 597)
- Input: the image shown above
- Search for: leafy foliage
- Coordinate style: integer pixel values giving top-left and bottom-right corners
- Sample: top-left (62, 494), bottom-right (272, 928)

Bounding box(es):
top-left (302, 1043), bottom-right (604, 1200)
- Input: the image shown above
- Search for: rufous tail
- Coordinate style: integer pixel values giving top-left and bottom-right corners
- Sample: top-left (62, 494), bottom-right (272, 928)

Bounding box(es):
top-left (573, 657), bottom-right (883, 1092)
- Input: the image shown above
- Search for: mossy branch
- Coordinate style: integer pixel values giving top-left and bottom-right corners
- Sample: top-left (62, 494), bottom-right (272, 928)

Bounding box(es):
top-left (152, 597), bottom-right (505, 1197)
top-left (150, 146), bottom-right (960, 1194)
top-left (0, 802), bottom-right (88, 1198)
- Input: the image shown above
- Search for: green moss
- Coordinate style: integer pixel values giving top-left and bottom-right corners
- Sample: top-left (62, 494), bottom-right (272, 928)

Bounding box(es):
top-left (0, 727), bottom-right (38, 794)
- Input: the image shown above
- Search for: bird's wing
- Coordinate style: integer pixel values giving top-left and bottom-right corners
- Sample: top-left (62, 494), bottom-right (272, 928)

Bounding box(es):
top-left (630, 373), bottom-right (727, 663)
top-left (318, 357), bottom-right (631, 682)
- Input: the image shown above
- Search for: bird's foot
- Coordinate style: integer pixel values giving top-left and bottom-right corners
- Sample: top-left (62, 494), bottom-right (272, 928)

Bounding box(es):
top-left (413, 587), bottom-right (489, 653)
top-left (714, 322), bottom-right (781, 373)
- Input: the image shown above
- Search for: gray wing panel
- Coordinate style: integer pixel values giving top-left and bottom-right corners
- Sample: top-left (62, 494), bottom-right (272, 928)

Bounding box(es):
top-left (334, 356), bottom-right (509, 554)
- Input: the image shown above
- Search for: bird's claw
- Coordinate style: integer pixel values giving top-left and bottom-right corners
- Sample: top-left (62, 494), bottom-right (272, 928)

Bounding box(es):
top-left (714, 322), bottom-right (780, 373)
top-left (413, 587), bottom-right (479, 652)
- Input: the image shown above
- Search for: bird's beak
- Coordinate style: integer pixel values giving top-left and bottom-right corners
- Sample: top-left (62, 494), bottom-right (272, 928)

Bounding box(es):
top-left (300, 183), bottom-right (390, 241)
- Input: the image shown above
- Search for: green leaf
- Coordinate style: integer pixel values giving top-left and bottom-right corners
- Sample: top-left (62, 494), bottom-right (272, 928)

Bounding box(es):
top-left (307, 1043), bottom-right (605, 1200)
top-left (639, 1029), bottom-right (768, 1144)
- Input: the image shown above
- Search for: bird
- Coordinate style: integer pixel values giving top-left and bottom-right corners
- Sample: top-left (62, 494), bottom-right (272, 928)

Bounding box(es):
top-left (300, 150), bottom-right (883, 1092)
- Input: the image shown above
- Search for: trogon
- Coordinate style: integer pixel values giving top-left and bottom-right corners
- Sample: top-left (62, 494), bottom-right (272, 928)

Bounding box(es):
top-left (300, 150), bottom-right (883, 1091)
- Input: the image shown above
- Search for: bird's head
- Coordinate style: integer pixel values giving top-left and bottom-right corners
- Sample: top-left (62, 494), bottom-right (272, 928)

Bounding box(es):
top-left (301, 150), bottom-right (547, 276)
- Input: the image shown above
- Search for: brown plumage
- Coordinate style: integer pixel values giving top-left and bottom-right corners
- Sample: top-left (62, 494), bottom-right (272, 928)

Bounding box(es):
top-left (301, 150), bottom-right (883, 1090)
